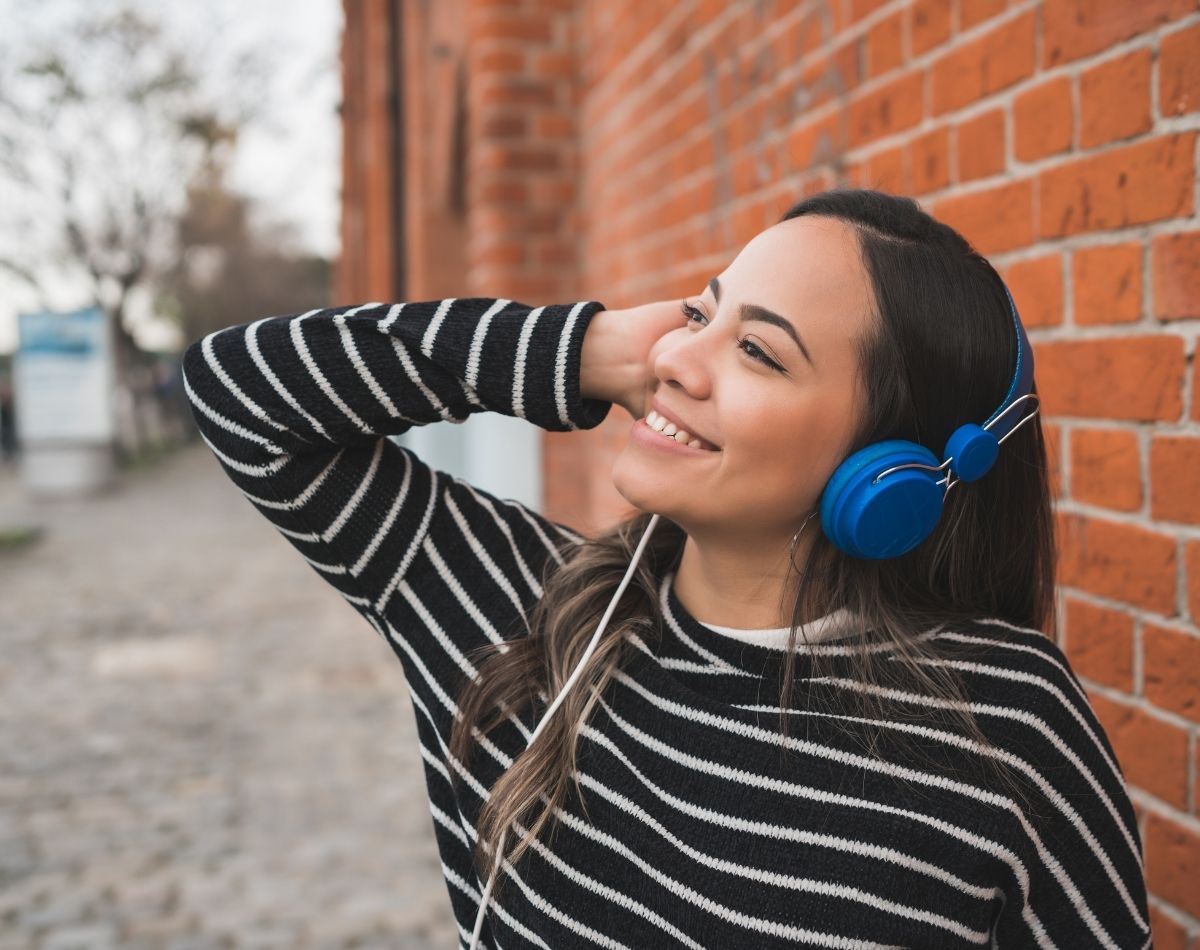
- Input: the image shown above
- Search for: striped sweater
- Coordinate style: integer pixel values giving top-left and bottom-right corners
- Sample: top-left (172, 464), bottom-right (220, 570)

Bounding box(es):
top-left (181, 297), bottom-right (1152, 949)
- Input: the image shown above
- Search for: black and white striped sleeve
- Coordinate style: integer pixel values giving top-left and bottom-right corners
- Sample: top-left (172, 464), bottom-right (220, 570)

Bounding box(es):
top-left (179, 298), bottom-right (612, 626)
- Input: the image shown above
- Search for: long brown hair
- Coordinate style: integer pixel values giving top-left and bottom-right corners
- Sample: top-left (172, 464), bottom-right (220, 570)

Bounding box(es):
top-left (449, 187), bottom-right (1057, 898)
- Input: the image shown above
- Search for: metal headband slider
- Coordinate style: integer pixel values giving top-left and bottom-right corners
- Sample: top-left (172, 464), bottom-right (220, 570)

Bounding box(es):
top-left (871, 392), bottom-right (1041, 495)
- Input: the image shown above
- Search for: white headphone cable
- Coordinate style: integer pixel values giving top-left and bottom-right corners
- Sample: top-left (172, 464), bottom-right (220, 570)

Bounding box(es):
top-left (466, 513), bottom-right (662, 949)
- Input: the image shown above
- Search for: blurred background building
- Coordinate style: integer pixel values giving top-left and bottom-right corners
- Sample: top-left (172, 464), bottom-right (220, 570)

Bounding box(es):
top-left (340, 0), bottom-right (1200, 940)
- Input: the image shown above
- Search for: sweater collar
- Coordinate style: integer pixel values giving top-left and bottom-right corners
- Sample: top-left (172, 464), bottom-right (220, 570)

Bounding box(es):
top-left (646, 568), bottom-right (866, 682)
top-left (701, 611), bottom-right (860, 648)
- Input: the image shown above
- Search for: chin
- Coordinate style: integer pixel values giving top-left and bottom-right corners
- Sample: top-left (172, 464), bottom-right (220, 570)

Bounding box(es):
top-left (611, 450), bottom-right (682, 517)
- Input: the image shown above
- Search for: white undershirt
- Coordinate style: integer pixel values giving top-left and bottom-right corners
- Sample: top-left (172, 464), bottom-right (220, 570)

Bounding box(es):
top-left (701, 607), bottom-right (859, 649)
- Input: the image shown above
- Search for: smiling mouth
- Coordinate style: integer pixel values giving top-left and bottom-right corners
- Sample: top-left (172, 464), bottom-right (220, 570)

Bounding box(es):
top-left (641, 411), bottom-right (720, 451)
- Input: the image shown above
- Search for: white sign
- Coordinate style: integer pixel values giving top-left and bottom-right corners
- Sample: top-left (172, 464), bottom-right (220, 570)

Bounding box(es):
top-left (14, 306), bottom-right (116, 442)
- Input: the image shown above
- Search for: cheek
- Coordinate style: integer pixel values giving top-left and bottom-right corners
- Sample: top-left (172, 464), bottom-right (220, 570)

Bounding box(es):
top-left (729, 410), bottom-right (831, 487)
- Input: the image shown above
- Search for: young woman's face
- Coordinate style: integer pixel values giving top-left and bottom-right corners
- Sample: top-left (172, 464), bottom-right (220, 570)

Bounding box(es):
top-left (612, 215), bottom-right (877, 543)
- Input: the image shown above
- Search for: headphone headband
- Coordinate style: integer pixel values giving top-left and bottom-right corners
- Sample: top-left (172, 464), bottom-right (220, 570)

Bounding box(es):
top-left (981, 282), bottom-right (1036, 441)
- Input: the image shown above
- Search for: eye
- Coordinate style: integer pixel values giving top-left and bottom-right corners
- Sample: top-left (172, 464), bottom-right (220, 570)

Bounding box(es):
top-left (679, 300), bottom-right (785, 373)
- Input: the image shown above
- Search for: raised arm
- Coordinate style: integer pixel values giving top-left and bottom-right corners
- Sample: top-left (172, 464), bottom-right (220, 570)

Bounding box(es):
top-left (180, 298), bottom-right (613, 624)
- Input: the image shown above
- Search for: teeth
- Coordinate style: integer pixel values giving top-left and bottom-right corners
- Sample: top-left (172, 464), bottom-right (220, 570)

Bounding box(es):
top-left (646, 410), bottom-right (712, 451)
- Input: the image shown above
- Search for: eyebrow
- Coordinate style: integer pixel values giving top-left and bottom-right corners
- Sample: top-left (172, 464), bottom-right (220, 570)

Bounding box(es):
top-left (708, 276), bottom-right (814, 368)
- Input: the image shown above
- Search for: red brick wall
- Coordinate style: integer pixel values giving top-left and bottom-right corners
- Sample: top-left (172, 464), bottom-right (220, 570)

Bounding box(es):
top-left (464, 0), bottom-right (607, 523)
top-left (339, 0), bottom-right (400, 303)
top-left (399, 0), bottom-right (473, 299)
top-left (343, 2), bottom-right (1200, 935)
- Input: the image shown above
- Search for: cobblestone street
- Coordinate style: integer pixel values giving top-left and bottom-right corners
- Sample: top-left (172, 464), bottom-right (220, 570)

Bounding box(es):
top-left (0, 444), bottom-right (460, 949)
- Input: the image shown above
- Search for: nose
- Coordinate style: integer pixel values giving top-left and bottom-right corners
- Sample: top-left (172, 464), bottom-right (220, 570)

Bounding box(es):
top-left (653, 320), bottom-right (718, 397)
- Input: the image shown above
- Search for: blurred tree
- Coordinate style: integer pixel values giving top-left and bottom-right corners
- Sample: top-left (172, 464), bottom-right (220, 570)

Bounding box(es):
top-left (157, 158), bottom-right (331, 344)
top-left (0, 2), bottom-right (262, 380)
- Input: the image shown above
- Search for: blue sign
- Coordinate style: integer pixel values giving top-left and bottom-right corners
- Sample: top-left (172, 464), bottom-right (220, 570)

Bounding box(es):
top-left (15, 306), bottom-right (115, 442)
top-left (18, 307), bottom-right (106, 356)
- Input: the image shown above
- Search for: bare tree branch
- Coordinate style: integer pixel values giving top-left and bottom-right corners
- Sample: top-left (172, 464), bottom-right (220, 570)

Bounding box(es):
top-left (0, 0), bottom-right (264, 365)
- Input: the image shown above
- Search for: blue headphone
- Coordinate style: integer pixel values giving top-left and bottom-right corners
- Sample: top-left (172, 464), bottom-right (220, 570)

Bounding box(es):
top-left (819, 281), bottom-right (1040, 560)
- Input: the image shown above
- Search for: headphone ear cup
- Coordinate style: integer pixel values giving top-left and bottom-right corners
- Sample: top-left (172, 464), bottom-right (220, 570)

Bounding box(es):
top-left (819, 439), bottom-right (946, 559)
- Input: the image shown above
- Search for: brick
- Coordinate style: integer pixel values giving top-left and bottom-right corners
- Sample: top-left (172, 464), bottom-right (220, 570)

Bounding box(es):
top-left (1043, 0), bottom-right (1194, 68)
top-left (474, 76), bottom-right (556, 108)
top-left (1013, 76), bottom-right (1073, 161)
top-left (1160, 23), bottom-right (1200, 117)
top-left (694, 0), bottom-right (729, 29)
top-left (1086, 692), bottom-right (1189, 809)
top-left (1150, 435), bottom-right (1200, 524)
top-left (1071, 428), bottom-right (1142, 512)
top-left (1032, 336), bottom-right (1185, 421)
top-left (1038, 133), bottom-right (1196, 238)
top-left (475, 238), bottom-right (526, 267)
top-left (476, 143), bottom-right (562, 172)
top-left (475, 178), bottom-right (529, 205)
top-left (786, 114), bottom-right (841, 171)
top-left (1196, 742), bottom-right (1200, 817)
top-left (844, 158), bottom-right (870, 190)
top-left (534, 113), bottom-right (573, 139)
top-left (955, 108), bottom-right (1005, 182)
top-left (931, 12), bottom-right (1035, 115)
top-left (531, 51), bottom-right (575, 81)
top-left (469, 10), bottom-right (554, 44)
top-left (910, 125), bottom-right (950, 193)
top-left (474, 48), bottom-right (526, 72)
top-left (910, 0), bottom-right (952, 56)
top-left (802, 39), bottom-right (863, 114)
top-left (1073, 243), bottom-right (1143, 325)
top-left (847, 70), bottom-right (923, 149)
top-left (1057, 512), bottom-right (1177, 614)
top-left (866, 11), bottom-right (905, 79)
top-left (1151, 231), bottom-right (1200, 321)
top-left (1187, 541), bottom-right (1200, 624)
top-left (849, 0), bottom-right (892, 22)
top-left (931, 178), bottom-right (1034, 254)
top-left (1143, 810), bottom-right (1200, 917)
top-left (730, 197), bottom-right (773, 247)
top-left (1062, 597), bottom-right (1134, 691)
top-left (524, 208), bottom-right (564, 235)
top-left (959, 0), bottom-right (1006, 30)
top-left (865, 143), bottom-right (909, 194)
top-left (480, 114), bottom-right (529, 139)
top-left (1143, 623), bottom-right (1200, 723)
top-left (1080, 49), bottom-right (1153, 148)
top-left (1004, 253), bottom-right (1063, 328)
top-left (535, 241), bottom-right (575, 267)
top-left (1147, 906), bottom-right (1189, 950)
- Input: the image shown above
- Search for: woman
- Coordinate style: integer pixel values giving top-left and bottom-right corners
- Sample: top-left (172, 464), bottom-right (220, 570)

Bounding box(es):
top-left (182, 188), bottom-right (1152, 948)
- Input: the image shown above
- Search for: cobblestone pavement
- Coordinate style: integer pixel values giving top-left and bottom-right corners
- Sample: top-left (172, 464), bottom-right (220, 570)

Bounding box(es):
top-left (0, 445), bottom-right (461, 949)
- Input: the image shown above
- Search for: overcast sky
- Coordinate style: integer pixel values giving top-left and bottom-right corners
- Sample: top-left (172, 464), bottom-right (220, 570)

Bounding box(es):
top-left (0, 0), bottom-right (342, 353)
